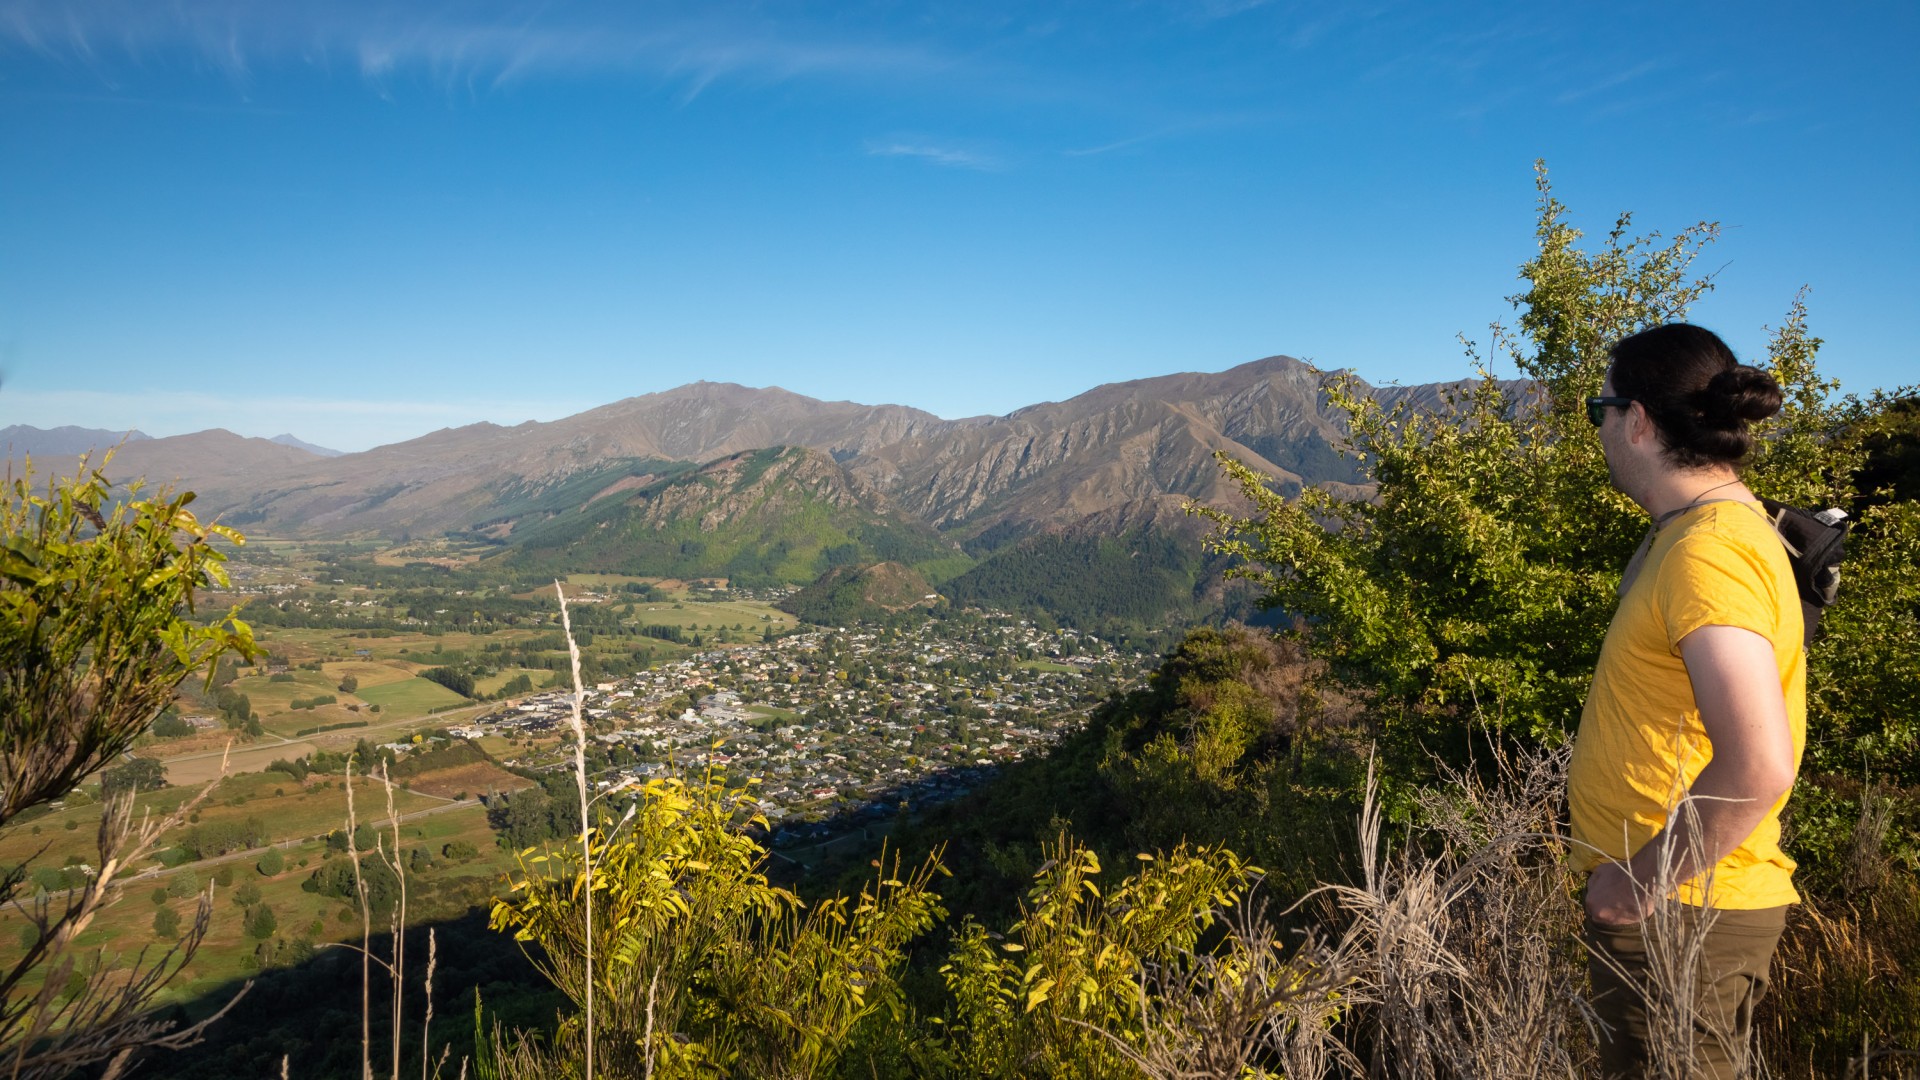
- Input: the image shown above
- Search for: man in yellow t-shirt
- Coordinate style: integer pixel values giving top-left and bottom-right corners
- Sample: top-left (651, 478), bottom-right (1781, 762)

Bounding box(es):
top-left (1570, 323), bottom-right (1803, 1079)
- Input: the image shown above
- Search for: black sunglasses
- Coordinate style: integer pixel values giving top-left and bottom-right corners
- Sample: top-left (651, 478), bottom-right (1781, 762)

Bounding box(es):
top-left (1586, 396), bottom-right (1633, 427)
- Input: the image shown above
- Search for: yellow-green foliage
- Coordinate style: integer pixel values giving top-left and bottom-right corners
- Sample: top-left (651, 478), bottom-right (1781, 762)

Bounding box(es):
top-left (0, 461), bottom-right (256, 822)
top-left (487, 774), bottom-right (945, 1078)
top-left (938, 835), bottom-right (1257, 1078)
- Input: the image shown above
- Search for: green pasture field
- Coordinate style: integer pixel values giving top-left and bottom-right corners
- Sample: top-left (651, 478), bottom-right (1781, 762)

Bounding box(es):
top-left (257, 626), bottom-right (538, 665)
top-left (1017, 659), bottom-right (1078, 673)
top-left (630, 598), bottom-right (795, 634)
top-left (322, 659), bottom-right (421, 688)
top-left (472, 667), bottom-right (550, 697)
top-left (229, 668), bottom-right (347, 713)
top-left (367, 536), bottom-right (497, 567)
top-left (0, 799), bottom-right (512, 1009)
top-left (354, 677), bottom-right (471, 716)
top-left (0, 771), bottom-right (443, 878)
top-left (471, 735), bottom-right (519, 760)
top-left (559, 572), bottom-right (668, 590)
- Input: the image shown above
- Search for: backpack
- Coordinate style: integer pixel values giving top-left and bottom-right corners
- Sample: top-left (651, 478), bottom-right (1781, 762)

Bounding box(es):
top-left (1758, 498), bottom-right (1849, 648)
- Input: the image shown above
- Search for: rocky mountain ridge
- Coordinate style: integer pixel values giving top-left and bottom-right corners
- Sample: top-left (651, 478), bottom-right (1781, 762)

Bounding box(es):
top-left (10, 357), bottom-right (1490, 566)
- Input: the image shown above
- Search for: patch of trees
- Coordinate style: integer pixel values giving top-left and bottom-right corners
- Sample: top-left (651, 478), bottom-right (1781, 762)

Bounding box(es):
top-left (942, 527), bottom-right (1222, 630)
top-left (387, 739), bottom-right (489, 779)
top-left (174, 816), bottom-right (270, 861)
top-left (420, 667), bottom-right (475, 698)
top-left (483, 774), bottom-right (586, 849)
top-left (303, 853), bottom-right (403, 911)
top-left (100, 756), bottom-right (168, 798)
top-left (150, 711), bottom-right (196, 738)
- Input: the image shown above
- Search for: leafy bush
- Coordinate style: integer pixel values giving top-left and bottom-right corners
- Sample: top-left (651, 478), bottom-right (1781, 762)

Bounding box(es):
top-left (242, 903), bottom-right (276, 940)
top-left (486, 774), bottom-right (946, 1076)
top-left (150, 712), bottom-right (195, 738)
top-left (100, 756), bottom-right (168, 799)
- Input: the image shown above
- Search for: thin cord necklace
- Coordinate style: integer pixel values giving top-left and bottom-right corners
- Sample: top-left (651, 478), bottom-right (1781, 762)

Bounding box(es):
top-left (1653, 477), bottom-right (1746, 528)
top-left (1619, 477), bottom-right (1749, 597)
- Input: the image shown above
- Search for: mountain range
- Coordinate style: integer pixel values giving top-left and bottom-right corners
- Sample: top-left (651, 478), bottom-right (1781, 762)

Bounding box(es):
top-left (6, 356), bottom-right (1476, 624)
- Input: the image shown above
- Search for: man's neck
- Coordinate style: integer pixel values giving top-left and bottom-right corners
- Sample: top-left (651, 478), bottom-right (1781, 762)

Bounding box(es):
top-left (1639, 467), bottom-right (1750, 521)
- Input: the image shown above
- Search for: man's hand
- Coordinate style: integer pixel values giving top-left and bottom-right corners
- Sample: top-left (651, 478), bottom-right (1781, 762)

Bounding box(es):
top-left (1586, 860), bottom-right (1653, 927)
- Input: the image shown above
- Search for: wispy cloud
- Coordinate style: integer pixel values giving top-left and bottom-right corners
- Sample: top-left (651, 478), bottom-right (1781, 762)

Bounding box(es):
top-left (1553, 58), bottom-right (1663, 106)
top-left (865, 139), bottom-right (999, 170)
top-left (0, 1), bottom-right (948, 98)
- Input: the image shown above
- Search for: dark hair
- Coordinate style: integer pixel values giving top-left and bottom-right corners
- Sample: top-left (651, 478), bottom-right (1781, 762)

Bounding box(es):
top-left (1607, 323), bottom-right (1782, 469)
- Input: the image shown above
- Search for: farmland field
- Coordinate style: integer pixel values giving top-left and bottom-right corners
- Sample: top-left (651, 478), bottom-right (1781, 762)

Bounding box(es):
top-left (0, 766), bottom-right (512, 1008)
top-left (354, 676), bottom-right (470, 716)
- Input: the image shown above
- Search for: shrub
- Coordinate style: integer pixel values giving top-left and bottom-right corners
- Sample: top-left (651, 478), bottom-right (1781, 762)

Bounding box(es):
top-left (151, 906), bottom-right (180, 937)
top-left (487, 775), bottom-right (945, 1075)
top-left (257, 847), bottom-right (285, 876)
top-left (242, 904), bottom-right (277, 940)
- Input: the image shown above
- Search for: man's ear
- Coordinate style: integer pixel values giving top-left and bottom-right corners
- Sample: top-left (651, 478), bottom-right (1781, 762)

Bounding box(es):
top-left (1626, 401), bottom-right (1658, 448)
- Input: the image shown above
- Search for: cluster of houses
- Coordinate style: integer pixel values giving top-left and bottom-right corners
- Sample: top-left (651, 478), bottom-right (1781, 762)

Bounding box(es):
top-left (459, 616), bottom-right (1146, 839)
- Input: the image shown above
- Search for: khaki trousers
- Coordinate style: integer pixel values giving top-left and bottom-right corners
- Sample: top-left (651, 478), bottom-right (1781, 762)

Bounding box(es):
top-left (1585, 905), bottom-right (1787, 1079)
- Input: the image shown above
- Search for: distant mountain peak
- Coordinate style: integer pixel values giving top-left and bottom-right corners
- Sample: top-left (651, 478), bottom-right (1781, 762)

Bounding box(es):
top-left (269, 433), bottom-right (345, 458)
top-left (0, 424), bottom-right (152, 461)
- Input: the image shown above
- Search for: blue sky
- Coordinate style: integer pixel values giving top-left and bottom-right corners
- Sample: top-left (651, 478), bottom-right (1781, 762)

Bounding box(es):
top-left (1, 1), bottom-right (1914, 453)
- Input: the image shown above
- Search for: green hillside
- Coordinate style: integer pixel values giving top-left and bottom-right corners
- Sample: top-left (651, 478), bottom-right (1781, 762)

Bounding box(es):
top-left (941, 524), bottom-right (1229, 629)
top-left (501, 446), bottom-right (967, 587)
top-left (778, 561), bottom-right (941, 625)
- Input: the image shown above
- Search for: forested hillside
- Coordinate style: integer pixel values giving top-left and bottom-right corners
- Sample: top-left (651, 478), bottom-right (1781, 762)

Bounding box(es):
top-left (503, 447), bottom-right (968, 586)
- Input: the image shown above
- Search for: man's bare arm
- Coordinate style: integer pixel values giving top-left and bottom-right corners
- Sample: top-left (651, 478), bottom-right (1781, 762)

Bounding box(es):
top-left (1586, 624), bottom-right (1797, 924)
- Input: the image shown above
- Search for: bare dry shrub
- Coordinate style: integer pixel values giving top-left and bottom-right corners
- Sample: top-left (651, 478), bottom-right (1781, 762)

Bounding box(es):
top-left (1330, 745), bottom-right (1590, 1080)
top-left (1758, 830), bottom-right (1920, 1078)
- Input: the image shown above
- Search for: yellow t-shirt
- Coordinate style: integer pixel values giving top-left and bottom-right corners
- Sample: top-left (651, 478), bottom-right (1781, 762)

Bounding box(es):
top-left (1568, 500), bottom-right (1806, 909)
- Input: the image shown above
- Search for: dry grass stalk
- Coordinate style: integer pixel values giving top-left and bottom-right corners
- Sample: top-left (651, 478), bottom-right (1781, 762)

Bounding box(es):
top-left (1577, 792), bottom-right (1779, 1079)
top-left (320, 757), bottom-right (460, 1079)
top-left (1328, 749), bottom-right (1589, 1080)
top-left (0, 754), bottom-right (251, 1079)
top-left (555, 580), bottom-right (597, 1080)
top-left (422, 928), bottom-right (436, 1080)
top-left (379, 762), bottom-right (409, 1080)
top-left (344, 756), bottom-right (375, 1080)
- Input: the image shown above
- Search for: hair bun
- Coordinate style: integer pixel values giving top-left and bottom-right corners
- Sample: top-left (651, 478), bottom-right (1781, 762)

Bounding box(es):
top-left (1696, 365), bottom-right (1782, 427)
